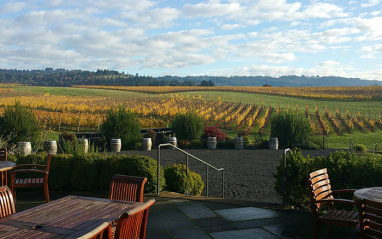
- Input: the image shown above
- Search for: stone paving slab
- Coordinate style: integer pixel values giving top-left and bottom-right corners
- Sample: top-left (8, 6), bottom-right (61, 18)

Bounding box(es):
top-left (194, 217), bottom-right (237, 233)
top-left (210, 228), bottom-right (279, 239)
top-left (215, 207), bottom-right (279, 221)
top-left (147, 209), bottom-right (196, 232)
top-left (169, 227), bottom-right (212, 239)
top-left (178, 202), bottom-right (217, 219)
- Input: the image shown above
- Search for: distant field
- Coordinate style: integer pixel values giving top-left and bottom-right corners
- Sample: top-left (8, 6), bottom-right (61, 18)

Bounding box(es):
top-left (1, 85), bottom-right (381, 150)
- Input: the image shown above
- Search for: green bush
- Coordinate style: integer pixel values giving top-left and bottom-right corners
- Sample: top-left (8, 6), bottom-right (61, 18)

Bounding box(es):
top-left (270, 112), bottom-right (312, 149)
top-left (0, 102), bottom-right (42, 149)
top-left (274, 149), bottom-right (382, 209)
top-left (170, 111), bottom-right (204, 141)
top-left (164, 164), bottom-right (204, 196)
top-left (9, 153), bottom-right (165, 193)
top-left (189, 140), bottom-right (204, 149)
top-left (354, 144), bottom-right (367, 153)
top-left (101, 106), bottom-right (142, 150)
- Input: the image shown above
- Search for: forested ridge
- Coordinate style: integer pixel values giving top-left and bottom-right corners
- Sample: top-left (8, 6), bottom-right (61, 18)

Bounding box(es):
top-left (0, 68), bottom-right (380, 87)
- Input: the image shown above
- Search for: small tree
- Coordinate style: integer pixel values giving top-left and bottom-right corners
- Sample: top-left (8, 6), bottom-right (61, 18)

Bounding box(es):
top-left (0, 102), bottom-right (42, 148)
top-left (100, 106), bottom-right (142, 150)
top-left (270, 112), bottom-right (312, 149)
top-left (170, 111), bottom-right (204, 141)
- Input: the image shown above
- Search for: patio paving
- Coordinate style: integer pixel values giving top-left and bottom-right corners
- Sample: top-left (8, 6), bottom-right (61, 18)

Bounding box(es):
top-left (14, 190), bottom-right (359, 239)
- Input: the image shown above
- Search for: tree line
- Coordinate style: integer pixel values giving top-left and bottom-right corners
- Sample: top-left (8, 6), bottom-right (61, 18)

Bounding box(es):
top-left (0, 68), bottom-right (380, 87)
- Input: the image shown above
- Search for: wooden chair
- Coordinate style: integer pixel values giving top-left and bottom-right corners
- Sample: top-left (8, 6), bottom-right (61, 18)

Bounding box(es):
top-left (307, 168), bottom-right (359, 239)
top-left (358, 198), bottom-right (382, 239)
top-left (0, 185), bottom-right (16, 218)
top-left (0, 148), bottom-right (8, 186)
top-left (77, 222), bottom-right (112, 239)
top-left (109, 174), bottom-right (147, 202)
top-left (114, 199), bottom-right (155, 239)
top-left (9, 153), bottom-right (52, 203)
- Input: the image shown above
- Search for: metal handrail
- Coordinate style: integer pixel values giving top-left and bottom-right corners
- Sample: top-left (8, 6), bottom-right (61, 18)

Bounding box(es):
top-left (283, 148), bottom-right (293, 208)
top-left (157, 143), bottom-right (225, 198)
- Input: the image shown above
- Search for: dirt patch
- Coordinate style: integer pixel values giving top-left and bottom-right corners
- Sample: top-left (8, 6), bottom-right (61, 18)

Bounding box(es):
top-left (123, 149), bottom-right (340, 204)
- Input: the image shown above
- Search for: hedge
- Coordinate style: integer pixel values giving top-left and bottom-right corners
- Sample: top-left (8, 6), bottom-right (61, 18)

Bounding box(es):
top-left (8, 153), bottom-right (165, 193)
top-left (274, 149), bottom-right (382, 209)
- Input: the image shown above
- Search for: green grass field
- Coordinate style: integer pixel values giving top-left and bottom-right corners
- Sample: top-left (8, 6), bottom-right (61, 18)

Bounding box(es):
top-left (10, 86), bottom-right (382, 151)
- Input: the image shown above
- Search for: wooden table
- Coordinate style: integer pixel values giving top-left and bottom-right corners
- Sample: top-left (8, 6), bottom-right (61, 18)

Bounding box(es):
top-left (0, 161), bottom-right (15, 186)
top-left (0, 195), bottom-right (143, 238)
top-left (354, 187), bottom-right (382, 203)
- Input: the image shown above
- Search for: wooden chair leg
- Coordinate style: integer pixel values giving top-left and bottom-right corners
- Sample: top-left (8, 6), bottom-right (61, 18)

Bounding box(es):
top-left (313, 222), bottom-right (320, 239)
top-left (44, 183), bottom-right (50, 203)
top-left (328, 225), bottom-right (333, 239)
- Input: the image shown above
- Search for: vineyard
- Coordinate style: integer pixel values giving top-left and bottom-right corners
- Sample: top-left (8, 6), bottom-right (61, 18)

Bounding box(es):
top-left (0, 86), bottom-right (381, 147)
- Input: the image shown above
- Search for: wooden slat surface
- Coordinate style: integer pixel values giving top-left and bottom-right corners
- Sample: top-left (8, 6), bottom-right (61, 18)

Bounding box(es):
top-left (0, 195), bottom-right (142, 239)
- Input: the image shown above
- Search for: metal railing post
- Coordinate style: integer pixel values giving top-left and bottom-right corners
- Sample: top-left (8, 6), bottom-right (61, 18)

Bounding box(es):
top-left (283, 148), bottom-right (292, 208)
top-left (222, 170), bottom-right (225, 198)
top-left (206, 165), bottom-right (209, 197)
top-left (157, 145), bottom-right (161, 196)
top-left (156, 143), bottom-right (224, 198)
top-left (186, 154), bottom-right (189, 195)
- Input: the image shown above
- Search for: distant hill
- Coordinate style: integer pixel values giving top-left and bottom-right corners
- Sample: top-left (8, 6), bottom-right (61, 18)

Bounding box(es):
top-left (158, 75), bottom-right (381, 87)
top-left (0, 69), bottom-right (380, 87)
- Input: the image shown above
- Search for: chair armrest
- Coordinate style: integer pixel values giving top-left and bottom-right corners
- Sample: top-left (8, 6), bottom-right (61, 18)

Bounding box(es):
top-left (13, 164), bottom-right (46, 169)
top-left (315, 198), bottom-right (355, 205)
top-left (332, 189), bottom-right (357, 194)
top-left (9, 169), bottom-right (48, 175)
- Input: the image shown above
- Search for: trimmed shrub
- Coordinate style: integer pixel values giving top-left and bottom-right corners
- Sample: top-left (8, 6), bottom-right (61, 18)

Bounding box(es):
top-left (189, 139), bottom-right (204, 149)
top-left (0, 102), bottom-right (42, 149)
top-left (9, 153), bottom-right (165, 193)
top-left (170, 111), bottom-right (204, 141)
top-left (274, 149), bottom-right (382, 209)
top-left (270, 112), bottom-right (312, 149)
top-left (164, 164), bottom-right (204, 196)
top-left (354, 144), bottom-right (367, 153)
top-left (101, 106), bottom-right (142, 150)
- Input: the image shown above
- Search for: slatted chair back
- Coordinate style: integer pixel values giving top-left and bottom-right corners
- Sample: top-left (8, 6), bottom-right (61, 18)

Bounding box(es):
top-left (109, 175), bottom-right (147, 202)
top-left (307, 168), bottom-right (334, 212)
top-left (0, 148), bottom-right (8, 186)
top-left (114, 199), bottom-right (155, 239)
top-left (77, 222), bottom-right (111, 239)
top-left (359, 198), bottom-right (382, 239)
top-left (9, 153), bottom-right (52, 203)
top-left (0, 185), bottom-right (16, 218)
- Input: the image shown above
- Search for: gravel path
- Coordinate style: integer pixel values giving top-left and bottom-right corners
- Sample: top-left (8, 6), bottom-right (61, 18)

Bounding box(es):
top-left (123, 148), bottom-right (339, 204)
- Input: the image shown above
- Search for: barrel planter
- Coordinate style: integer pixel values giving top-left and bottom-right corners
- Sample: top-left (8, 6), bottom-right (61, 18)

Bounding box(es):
top-left (234, 137), bottom-right (244, 150)
top-left (168, 137), bottom-right (177, 148)
top-left (269, 137), bottom-right (279, 150)
top-left (110, 138), bottom-right (121, 152)
top-left (18, 142), bottom-right (32, 156)
top-left (142, 138), bottom-right (152, 151)
top-left (78, 138), bottom-right (89, 153)
top-left (207, 137), bottom-right (217, 149)
top-left (44, 140), bottom-right (57, 154)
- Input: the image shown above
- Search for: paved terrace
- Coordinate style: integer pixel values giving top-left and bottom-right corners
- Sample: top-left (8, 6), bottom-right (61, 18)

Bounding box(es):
top-left (15, 191), bottom-right (358, 239)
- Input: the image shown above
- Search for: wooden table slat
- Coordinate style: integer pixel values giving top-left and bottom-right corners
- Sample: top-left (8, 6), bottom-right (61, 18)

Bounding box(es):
top-left (0, 195), bottom-right (142, 238)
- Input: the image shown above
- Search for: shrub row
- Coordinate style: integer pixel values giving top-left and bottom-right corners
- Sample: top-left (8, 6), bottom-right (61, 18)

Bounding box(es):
top-left (9, 153), bottom-right (165, 193)
top-left (274, 149), bottom-right (382, 209)
top-left (8, 152), bottom-right (205, 196)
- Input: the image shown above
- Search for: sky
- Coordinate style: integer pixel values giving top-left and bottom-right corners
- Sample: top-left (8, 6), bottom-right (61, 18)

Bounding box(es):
top-left (0, 0), bottom-right (382, 80)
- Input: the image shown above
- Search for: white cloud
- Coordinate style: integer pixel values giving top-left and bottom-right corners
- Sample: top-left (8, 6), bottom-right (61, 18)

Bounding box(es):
top-left (361, 0), bottom-right (380, 7)
top-left (220, 24), bottom-right (245, 30)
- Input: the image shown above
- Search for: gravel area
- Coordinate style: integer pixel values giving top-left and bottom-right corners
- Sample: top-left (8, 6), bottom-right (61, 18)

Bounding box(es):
top-left (122, 148), bottom-right (340, 204)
